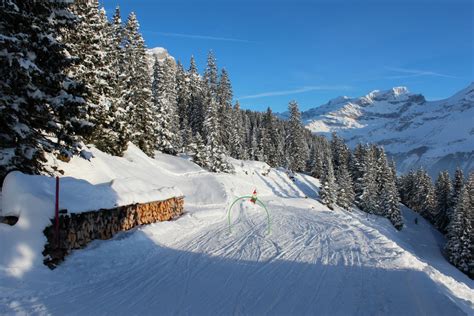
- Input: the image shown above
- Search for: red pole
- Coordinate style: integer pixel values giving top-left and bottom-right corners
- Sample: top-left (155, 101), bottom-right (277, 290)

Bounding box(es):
top-left (55, 176), bottom-right (59, 247)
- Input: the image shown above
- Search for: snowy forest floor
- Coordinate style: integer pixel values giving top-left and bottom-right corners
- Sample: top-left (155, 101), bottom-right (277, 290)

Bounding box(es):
top-left (0, 144), bottom-right (473, 315)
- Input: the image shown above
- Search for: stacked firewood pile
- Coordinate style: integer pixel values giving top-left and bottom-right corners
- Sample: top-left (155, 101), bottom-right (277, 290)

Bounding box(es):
top-left (43, 196), bottom-right (184, 269)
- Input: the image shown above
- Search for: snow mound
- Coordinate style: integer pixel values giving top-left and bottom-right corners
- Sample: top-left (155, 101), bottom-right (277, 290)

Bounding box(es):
top-left (1, 172), bottom-right (182, 217)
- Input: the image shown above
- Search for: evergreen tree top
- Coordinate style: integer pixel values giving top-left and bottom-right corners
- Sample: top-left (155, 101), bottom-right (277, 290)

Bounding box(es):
top-left (189, 55), bottom-right (198, 75)
top-left (113, 6), bottom-right (121, 24)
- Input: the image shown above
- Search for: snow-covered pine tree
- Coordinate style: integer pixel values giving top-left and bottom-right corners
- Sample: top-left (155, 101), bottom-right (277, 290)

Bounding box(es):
top-left (261, 108), bottom-right (279, 167)
top-left (331, 132), bottom-right (350, 173)
top-left (319, 154), bottom-right (337, 210)
top-left (310, 137), bottom-right (329, 180)
top-left (104, 6), bottom-right (130, 156)
top-left (257, 128), bottom-right (269, 162)
top-left (92, 7), bottom-right (126, 155)
top-left (311, 154), bottom-right (324, 180)
top-left (241, 111), bottom-right (252, 160)
top-left (187, 56), bottom-right (205, 136)
top-left (273, 119), bottom-right (286, 167)
top-left (468, 172), bottom-right (474, 223)
top-left (217, 68), bottom-right (233, 153)
top-left (187, 132), bottom-right (209, 168)
top-left (415, 169), bottom-right (437, 221)
top-left (66, 0), bottom-right (113, 144)
top-left (204, 50), bottom-right (219, 98)
top-left (228, 102), bottom-right (246, 159)
top-left (249, 129), bottom-right (259, 161)
top-left (434, 171), bottom-right (453, 233)
top-left (330, 133), bottom-right (355, 208)
top-left (175, 61), bottom-right (192, 150)
top-left (164, 57), bottom-right (180, 139)
top-left (287, 101), bottom-right (309, 172)
top-left (358, 145), bottom-right (379, 214)
top-left (336, 163), bottom-right (355, 210)
top-left (123, 12), bottom-right (155, 156)
top-left (151, 57), bottom-right (180, 154)
top-left (350, 143), bottom-right (366, 201)
top-left (449, 168), bottom-right (465, 222)
top-left (0, 0), bottom-right (86, 181)
top-left (467, 172), bottom-right (474, 277)
top-left (202, 92), bottom-right (233, 173)
top-left (377, 148), bottom-right (403, 229)
top-left (445, 185), bottom-right (473, 276)
top-left (398, 170), bottom-right (416, 208)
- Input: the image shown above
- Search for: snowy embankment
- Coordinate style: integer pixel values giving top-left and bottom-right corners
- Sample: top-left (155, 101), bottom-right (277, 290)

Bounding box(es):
top-left (0, 144), bottom-right (473, 315)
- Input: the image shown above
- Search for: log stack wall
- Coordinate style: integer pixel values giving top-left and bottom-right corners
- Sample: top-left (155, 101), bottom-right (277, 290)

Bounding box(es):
top-left (43, 196), bottom-right (184, 269)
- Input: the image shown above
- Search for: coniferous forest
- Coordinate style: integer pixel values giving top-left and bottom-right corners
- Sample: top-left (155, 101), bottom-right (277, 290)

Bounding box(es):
top-left (0, 0), bottom-right (472, 278)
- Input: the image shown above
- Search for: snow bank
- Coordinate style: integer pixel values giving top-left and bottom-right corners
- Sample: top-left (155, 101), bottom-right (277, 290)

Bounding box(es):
top-left (0, 157), bottom-right (182, 276)
top-left (1, 171), bottom-right (182, 216)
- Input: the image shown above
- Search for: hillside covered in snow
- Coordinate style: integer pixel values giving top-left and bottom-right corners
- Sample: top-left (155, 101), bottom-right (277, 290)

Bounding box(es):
top-left (1, 145), bottom-right (473, 315)
top-left (293, 83), bottom-right (474, 177)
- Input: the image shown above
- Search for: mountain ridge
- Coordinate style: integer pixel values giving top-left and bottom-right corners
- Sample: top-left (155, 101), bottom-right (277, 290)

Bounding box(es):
top-left (282, 83), bottom-right (474, 177)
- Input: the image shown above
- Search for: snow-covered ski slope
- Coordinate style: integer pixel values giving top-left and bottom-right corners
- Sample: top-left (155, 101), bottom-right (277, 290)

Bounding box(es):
top-left (0, 144), bottom-right (473, 315)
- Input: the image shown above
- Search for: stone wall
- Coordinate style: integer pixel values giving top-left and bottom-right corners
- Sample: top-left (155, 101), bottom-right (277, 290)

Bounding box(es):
top-left (43, 196), bottom-right (184, 269)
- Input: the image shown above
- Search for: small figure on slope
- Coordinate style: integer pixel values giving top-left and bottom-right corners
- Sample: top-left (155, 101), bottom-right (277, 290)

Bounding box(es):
top-left (250, 189), bottom-right (258, 204)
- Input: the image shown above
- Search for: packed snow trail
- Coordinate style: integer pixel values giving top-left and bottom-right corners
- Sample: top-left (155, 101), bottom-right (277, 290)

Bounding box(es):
top-left (0, 145), bottom-right (473, 315)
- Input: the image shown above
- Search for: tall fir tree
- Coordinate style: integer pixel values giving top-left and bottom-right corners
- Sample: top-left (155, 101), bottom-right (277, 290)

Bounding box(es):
top-left (228, 102), bottom-right (246, 159)
top-left (123, 12), bottom-right (155, 156)
top-left (151, 57), bottom-right (179, 154)
top-left (175, 61), bottom-right (192, 150)
top-left (377, 148), bottom-right (403, 229)
top-left (204, 50), bottom-right (219, 98)
top-left (202, 92), bottom-right (233, 173)
top-left (66, 0), bottom-right (112, 144)
top-left (287, 101), bottom-right (309, 172)
top-left (217, 68), bottom-right (233, 152)
top-left (434, 171), bottom-right (453, 233)
top-left (187, 56), bottom-right (205, 136)
top-left (93, 7), bottom-right (125, 155)
top-left (467, 172), bottom-right (474, 277)
top-left (104, 6), bottom-right (130, 156)
top-left (398, 170), bottom-right (416, 208)
top-left (262, 108), bottom-right (280, 167)
top-left (445, 185), bottom-right (473, 277)
top-left (187, 132), bottom-right (209, 168)
top-left (350, 143), bottom-right (366, 200)
top-left (319, 154), bottom-right (337, 210)
top-left (415, 169), bottom-right (436, 221)
top-left (336, 163), bottom-right (355, 210)
top-left (449, 168), bottom-right (465, 222)
top-left (331, 132), bottom-right (350, 173)
top-left (311, 137), bottom-right (330, 180)
top-left (358, 146), bottom-right (379, 214)
top-left (0, 0), bottom-right (86, 181)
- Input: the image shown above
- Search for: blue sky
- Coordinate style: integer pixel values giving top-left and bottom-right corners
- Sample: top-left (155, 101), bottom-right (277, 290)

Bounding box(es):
top-left (102, 0), bottom-right (473, 112)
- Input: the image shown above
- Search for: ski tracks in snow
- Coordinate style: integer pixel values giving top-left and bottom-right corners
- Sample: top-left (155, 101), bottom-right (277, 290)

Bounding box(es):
top-left (1, 158), bottom-right (473, 315)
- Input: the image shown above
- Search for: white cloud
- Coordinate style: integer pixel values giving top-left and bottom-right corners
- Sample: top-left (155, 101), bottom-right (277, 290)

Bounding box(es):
top-left (384, 67), bottom-right (456, 79)
top-left (147, 31), bottom-right (253, 43)
top-left (238, 85), bottom-right (351, 100)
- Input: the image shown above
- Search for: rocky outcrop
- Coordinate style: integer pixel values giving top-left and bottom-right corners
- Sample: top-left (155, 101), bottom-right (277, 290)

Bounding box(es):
top-left (43, 197), bottom-right (184, 269)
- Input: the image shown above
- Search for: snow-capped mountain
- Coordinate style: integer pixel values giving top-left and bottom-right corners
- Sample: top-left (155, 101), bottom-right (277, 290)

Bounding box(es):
top-left (146, 47), bottom-right (175, 74)
top-left (146, 46), bottom-right (174, 63)
top-left (300, 83), bottom-right (474, 177)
